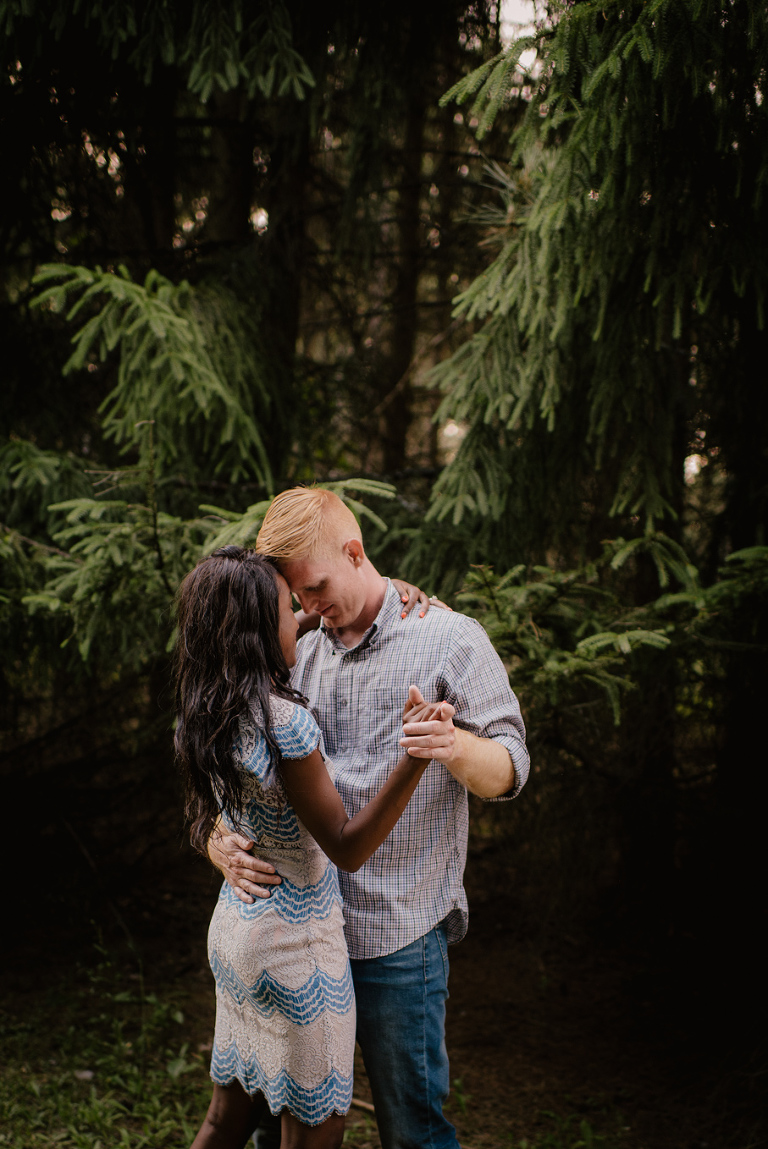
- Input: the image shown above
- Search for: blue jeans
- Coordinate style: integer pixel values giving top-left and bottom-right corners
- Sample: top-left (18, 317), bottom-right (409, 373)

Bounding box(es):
top-left (350, 922), bottom-right (459, 1149)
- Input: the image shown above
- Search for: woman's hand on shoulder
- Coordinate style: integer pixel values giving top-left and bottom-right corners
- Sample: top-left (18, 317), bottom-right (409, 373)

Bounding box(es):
top-left (391, 578), bottom-right (451, 620)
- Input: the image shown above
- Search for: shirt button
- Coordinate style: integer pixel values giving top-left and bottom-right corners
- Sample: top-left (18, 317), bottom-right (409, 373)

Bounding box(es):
top-left (339, 699), bottom-right (348, 707)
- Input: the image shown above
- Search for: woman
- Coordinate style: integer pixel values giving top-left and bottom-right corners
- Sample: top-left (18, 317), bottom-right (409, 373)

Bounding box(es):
top-left (174, 546), bottom-right (444, 1149)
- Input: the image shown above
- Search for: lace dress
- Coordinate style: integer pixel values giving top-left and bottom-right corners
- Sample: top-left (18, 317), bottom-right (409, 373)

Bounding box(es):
top-left (207, 696), bottom-right (355, 1125)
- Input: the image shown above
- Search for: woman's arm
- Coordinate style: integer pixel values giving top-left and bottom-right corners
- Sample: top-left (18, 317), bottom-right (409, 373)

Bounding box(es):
top-left (280, 689), bottom-right (446, 872)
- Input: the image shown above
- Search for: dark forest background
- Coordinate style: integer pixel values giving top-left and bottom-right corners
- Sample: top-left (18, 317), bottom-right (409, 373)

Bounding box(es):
top-left (1, 2), bottom-right (767, 1146)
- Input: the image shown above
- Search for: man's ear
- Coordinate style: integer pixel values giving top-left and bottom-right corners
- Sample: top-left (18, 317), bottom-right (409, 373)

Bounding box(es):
top-left (344, 538), bottom-right (365, 567)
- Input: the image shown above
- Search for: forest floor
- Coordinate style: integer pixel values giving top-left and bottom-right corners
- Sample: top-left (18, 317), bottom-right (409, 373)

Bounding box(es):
top-left (2, 809), bottom-right (757, 1149)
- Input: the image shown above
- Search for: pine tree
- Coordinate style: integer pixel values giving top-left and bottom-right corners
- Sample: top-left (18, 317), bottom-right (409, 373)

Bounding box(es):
top-left (430, 0), bottom-right (768, 569)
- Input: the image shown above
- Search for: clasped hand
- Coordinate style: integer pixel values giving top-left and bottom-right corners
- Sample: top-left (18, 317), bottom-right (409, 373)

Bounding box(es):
top-left (399, 684), bottom-right (456, 762)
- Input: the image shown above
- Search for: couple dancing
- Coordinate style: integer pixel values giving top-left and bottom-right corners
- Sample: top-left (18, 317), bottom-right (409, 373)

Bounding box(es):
top-left (174, 487), bottom-right (529, 1149)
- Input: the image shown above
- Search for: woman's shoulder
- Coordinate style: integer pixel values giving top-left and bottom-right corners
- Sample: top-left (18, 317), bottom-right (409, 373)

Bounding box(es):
top-left (268, 693), bottom-right (321, 759)
top-left (238, 694), bottom-right (312, 731)
top-left (268, 694), bottom-right (306, 728)
top-left (235, 695), bottom-right (319, 767)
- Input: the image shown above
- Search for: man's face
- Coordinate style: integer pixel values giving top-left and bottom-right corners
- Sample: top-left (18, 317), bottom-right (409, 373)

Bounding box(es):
top-left (280, 545), bottom-right (364, 629)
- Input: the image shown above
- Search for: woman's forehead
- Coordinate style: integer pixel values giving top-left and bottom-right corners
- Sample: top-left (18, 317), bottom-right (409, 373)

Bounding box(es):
top-left (274, 571), bottom-right (292, 596)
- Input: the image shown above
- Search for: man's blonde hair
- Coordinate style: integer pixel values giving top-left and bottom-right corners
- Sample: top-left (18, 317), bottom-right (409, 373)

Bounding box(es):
top-left (255, 487), bottom-right (362, 562)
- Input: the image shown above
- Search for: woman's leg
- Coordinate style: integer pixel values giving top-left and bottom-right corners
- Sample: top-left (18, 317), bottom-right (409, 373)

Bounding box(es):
top-left (279, 1111), bottom-right (345, 1149)
top-left (191, 1082), bottom-right (267, 1149)
top-left (252, 1105), bottom-right (282, 1147)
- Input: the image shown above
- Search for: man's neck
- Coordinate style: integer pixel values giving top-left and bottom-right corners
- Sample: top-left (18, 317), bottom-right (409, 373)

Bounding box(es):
top-left (330, 568), bottom-right (387, 648)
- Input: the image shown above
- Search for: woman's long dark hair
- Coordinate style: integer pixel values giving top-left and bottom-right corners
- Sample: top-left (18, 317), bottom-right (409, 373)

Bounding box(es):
top-left (173, 546), bottom-right (305, 854)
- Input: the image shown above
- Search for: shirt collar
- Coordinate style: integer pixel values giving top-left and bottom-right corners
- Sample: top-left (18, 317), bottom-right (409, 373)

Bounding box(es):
top-left (320, 578), bottom-right (400, 653)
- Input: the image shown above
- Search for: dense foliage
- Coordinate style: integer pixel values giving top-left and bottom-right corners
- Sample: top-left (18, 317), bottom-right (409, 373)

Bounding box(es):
top-left (430, 0), bottom-right (768, 568)
top-left (1, 0), bottom-right (506, 742)
top-left (1, 8), bottom-right (767, 1093)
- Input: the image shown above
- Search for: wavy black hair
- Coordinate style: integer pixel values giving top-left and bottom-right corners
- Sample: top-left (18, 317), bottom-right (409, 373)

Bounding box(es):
top-left (173, 545), bottom-right (306, 854)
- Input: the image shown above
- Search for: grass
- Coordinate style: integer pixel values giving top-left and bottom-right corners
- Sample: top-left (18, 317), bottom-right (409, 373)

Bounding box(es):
top-left (512, 1111), bottom-right (611, 1148)
top-left (0, 949), bottom-right (212, 1148)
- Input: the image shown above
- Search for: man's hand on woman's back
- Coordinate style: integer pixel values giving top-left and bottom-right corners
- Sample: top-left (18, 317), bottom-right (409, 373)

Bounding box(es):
top-left (207, 822), bottom-right (282, 904)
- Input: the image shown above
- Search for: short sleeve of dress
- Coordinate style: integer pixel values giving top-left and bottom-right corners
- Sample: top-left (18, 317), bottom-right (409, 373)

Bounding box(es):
top-left (268, 696), bottom-right (321, 760)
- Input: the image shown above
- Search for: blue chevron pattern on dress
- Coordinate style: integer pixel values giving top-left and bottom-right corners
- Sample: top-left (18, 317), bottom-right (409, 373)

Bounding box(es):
top-left (209, 1049), bottom-right (353, 1127)
top-left (223, 799), bottom-right (302, 843)
top-left (209, 955), bottom-right (355, 1023)
top-left (215, 863), bottom-right (342, 923)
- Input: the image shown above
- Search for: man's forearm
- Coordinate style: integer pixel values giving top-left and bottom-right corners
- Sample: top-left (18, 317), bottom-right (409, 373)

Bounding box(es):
top-left (445, 728), bottom-right (515, 798)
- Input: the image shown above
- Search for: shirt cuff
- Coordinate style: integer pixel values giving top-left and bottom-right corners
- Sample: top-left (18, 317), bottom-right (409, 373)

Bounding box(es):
top-left (481, 739), bottom-right (530, 803)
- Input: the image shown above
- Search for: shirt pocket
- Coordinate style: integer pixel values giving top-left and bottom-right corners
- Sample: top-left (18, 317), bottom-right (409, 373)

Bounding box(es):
top-left (368, 685), bottom-right (411, 747)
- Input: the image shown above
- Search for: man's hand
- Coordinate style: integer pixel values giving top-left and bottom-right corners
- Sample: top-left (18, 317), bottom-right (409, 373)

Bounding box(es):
top-left (399, 685), bottom-right (516, 799)
top-left (400, 685), bottom-right (457, 760)
top-left (208, 825), bottom-right (282, 903)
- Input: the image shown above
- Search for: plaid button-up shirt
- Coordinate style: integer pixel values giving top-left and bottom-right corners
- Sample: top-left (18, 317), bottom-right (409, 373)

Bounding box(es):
top-left (290, 580), bottom-right (529, 960)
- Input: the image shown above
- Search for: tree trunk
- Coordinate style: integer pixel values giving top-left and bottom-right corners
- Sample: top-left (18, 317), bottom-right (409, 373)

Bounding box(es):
top-left (375, 89), bottom-right (427, 475)
top-left (128, 66), bottom-right (178, 261)
top-left (202, 89), bottom-right (254, 248)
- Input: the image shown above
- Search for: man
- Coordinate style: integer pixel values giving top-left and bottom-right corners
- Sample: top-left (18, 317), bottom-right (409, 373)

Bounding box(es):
top-left (211, 487), bottom-right (529, 1149)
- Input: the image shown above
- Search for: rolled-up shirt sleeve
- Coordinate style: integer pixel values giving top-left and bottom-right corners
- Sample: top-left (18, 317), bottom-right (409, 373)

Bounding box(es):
top-left (438, 615), bottom-right (530, 801)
